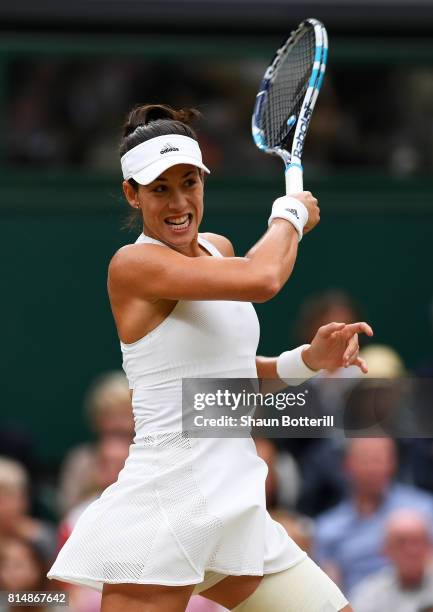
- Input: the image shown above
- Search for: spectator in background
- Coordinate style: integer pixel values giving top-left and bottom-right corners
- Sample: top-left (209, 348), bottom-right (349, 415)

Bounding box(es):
top-left (0, 457), bottom-right (56, 563)
top-left (0, 537), bottom-right (64, 612)
top-left (293, 290), bottom-right (363, 351)
top-left (314, 438), bottom-right (433, 596)
top-left (406, 438), bottom-right (433, 496)
top-left (278, 290), bottom-right (364, 465)
top-left (342, 344), bottom-right (409, 436)
top-left (359, 344), bottom-right (406, 379)
top-left (276, 290), bottom-right (366, 519)
top-left (296, 439), bottom-right (348, 518)
top-left (298, 343), bottom-right (407, 517)
top-left (57, 371), bottom-right (134, 514)
top-left (57, 435), bottom-right (131, 545)
top-left (0, 425), bottom-right (40, 520)
top-left (254, 437), bottom-right (300, 511)
top-left (254, 438), bottom-right (313, 556)
top-left (405, 297), bottom-right (433, 496)
top-left (351, 510), bottom-right (433, 612)
top-left (56, 435), bottom-right (131, 612)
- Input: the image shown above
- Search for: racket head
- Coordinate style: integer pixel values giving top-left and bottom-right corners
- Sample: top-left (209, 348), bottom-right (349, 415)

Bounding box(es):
top-left (252, 18), bottom-right (328, 169)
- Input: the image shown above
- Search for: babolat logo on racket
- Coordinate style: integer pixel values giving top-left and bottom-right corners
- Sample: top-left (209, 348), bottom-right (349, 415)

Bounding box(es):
top-left (286, 208), bottom-right (299, 219)
top-left (293, 106), bottom-right (313, 159)
top-left (160, 143), bottom-right (180, 154)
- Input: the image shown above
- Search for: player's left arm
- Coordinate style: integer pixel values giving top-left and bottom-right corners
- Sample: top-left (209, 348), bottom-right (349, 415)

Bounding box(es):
top-left (256, 352), bottom-right (315, 393)
top-left (256, 321), bottom-right (374, 390)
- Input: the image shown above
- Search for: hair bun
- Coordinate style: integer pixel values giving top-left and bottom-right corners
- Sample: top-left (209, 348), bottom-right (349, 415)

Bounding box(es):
top-left (122, 104), bottom-right (200, 138)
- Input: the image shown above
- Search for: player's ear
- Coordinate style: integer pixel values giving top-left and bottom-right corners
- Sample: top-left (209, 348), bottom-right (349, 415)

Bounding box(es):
top-left (123, 180), bottom-right (139, 209)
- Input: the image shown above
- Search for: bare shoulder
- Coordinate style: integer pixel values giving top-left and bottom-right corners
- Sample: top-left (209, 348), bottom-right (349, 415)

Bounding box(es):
top-left (108, 243), bottom-right (167, 285)
top-left (200, 232), bottom-right (235, 257)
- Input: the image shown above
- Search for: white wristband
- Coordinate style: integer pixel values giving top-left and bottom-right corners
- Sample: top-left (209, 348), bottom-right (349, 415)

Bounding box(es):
top-left (276, 344), bottom-right (319, 385)
top-left (268, 196), bottom-right (309, 242)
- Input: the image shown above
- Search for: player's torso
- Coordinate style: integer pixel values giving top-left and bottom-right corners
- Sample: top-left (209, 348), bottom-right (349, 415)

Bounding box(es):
top-left (121, 297), bottom-right (260, 388)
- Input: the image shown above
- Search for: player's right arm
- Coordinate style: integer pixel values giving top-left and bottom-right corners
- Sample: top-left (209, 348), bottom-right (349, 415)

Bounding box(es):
top-left (108, 191), bottom-right (319, 304)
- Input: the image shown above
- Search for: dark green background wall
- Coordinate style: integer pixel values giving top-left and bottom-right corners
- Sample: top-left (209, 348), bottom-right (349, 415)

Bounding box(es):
top-left (1, 33), bottom-right (433, 465)
top-left (1, 173), bottom-right (432, 462)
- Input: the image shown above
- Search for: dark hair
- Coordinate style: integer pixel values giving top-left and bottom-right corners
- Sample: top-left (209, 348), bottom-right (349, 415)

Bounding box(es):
top-left (119, 104), bottom-right (201, 230)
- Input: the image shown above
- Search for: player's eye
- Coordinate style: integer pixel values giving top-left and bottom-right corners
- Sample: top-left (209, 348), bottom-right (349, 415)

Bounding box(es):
top-left (184, 178), bottom-right (197, 188)
top-left (153, 184), bottom-right (167, 193)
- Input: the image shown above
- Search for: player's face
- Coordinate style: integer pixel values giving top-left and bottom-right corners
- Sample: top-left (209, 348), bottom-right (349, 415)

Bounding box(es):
top-left (138, 164), bottom-right (204, 249)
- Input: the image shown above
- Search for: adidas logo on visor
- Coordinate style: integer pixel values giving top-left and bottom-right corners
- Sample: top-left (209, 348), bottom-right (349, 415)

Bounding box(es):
top-left (160, 142), bottom-right (180, 154)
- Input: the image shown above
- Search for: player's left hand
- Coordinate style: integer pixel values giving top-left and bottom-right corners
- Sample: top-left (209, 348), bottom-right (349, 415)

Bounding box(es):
top-left (302, 322), bottom-right (374, 373)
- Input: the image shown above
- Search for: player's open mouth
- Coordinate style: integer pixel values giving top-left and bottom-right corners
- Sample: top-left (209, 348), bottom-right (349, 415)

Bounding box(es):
top-left (164, 213), bottom-right (192, 231)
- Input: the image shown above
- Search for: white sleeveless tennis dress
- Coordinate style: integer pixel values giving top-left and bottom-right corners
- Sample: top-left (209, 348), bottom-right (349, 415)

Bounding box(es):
top-left (47, 233), bottom-right (306, 591)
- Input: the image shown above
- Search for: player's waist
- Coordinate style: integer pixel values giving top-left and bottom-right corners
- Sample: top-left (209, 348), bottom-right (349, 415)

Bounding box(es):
top-left (126, 358), bottom-right (258, 389)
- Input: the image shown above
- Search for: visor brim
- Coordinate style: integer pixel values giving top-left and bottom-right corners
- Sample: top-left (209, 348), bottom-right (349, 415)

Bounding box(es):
top-left (130, 155), bottom-right (210, 186)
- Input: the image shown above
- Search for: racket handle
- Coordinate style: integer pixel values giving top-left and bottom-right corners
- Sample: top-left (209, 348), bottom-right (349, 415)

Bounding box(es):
top-left (285, 164), bottom-right (304, 195)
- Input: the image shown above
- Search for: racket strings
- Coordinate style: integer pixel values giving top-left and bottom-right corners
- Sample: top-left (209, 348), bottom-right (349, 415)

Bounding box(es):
top-left (262, 27), bottom-right (316, 149)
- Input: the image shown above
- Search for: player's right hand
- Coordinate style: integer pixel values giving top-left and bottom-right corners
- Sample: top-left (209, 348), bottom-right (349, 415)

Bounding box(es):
top-left (291, 191), bottom-right (320, 234)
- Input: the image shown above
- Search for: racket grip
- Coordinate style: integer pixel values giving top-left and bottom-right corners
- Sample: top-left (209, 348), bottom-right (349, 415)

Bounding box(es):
top-left (285, 164), bottom-right (304, 195)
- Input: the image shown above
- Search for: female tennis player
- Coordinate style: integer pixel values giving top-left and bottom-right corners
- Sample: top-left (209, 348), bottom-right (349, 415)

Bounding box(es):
top-left (48, 105), bottom-right (372, 611)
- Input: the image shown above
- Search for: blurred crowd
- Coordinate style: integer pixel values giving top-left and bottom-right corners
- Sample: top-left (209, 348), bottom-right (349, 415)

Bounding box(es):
top-left (6, 57), bottom-right (433, 176)
top-left (1, 290), bottom-right (433, 612)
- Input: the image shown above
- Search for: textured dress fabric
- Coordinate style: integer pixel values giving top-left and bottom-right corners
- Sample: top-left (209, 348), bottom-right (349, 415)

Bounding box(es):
top-left (47, 233), bottom-right (306, 591)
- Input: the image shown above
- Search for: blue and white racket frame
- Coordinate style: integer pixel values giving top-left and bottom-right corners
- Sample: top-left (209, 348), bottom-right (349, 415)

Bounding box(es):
top-left (252, 18), bottom-right (329, 195)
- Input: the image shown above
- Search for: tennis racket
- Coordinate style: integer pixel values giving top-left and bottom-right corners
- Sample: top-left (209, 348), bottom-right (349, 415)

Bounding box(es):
top-left (252, 18), bottom-right (328, 195)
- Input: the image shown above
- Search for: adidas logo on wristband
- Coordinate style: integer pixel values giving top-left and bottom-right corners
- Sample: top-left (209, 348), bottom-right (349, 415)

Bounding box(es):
top-left (285, 208), bottom-right (299, 220)
top-left (268, 196), bottom-right (306, 242)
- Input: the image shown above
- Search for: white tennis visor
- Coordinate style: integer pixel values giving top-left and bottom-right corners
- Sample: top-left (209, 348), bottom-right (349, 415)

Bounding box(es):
top-left (121, 134), bottom-right (210, 185)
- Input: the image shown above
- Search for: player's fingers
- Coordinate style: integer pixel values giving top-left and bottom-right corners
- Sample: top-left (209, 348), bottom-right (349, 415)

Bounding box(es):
top-left (353, 356), bottom-right (368, 374)
top-left (318, 322), bottom-right (346, 338)
top-left (344, 322), bottom-right (374, 337)
top-left (343, 334), bottom-right (359, 366)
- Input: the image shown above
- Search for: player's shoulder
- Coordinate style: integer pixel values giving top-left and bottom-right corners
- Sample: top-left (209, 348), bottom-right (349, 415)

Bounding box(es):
top-left (200, 232), bottom-right (235, 257)
top-left (108, 242), bottom-right (166, 281)
top-left (110, 241), bottom-right (163, 264)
